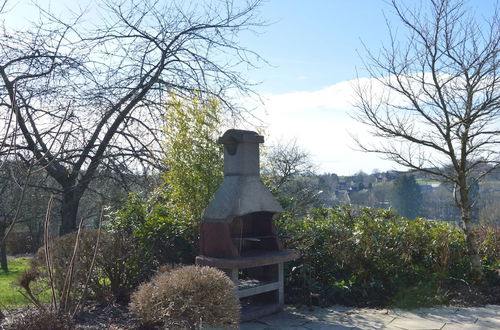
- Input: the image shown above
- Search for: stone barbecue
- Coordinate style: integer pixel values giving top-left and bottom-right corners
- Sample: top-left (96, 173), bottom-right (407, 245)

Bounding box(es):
top-left (196, 129), bottom-right (299, 321)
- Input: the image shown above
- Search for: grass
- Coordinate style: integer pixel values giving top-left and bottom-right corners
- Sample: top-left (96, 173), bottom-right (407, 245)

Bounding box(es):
top-left (0, 257), bottom-right (32, 308)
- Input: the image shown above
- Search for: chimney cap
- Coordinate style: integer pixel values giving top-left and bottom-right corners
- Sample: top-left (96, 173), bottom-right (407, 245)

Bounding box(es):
top-left (218, 129), bottom-right (264, 144)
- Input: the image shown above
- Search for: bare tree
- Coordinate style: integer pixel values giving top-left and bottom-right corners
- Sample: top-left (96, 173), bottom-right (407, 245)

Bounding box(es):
top-left (263, 139), bottom-right (316, 191)
top-left (262, 140), bottom-right (319, 217)
top-left (354, 0), bottom-right (499, 280)
top-left (0, 0), bottom-right (264, 235)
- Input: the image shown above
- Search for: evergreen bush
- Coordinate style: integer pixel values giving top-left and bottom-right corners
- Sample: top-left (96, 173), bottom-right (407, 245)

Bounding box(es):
top-left (278, 206), bottom-right (499, 307)
top-left (107, 191), bottom-right (198, 268)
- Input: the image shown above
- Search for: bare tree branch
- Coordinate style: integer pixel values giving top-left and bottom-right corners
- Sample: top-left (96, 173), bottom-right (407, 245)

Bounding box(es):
top-left (0, 0), bottom-right (265, 235)
top-left (355, 0), bottom-right (499, 281)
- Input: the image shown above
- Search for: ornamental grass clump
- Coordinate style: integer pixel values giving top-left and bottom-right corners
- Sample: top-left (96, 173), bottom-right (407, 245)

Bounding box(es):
top-left (4, 309), bottom-right (74, 330)
top-left (130, 265), bottom-right (240, 329)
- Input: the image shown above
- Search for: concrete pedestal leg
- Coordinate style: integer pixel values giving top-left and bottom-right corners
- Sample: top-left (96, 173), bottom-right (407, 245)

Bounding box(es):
top-left (278, 262), bottom-right (284, 307)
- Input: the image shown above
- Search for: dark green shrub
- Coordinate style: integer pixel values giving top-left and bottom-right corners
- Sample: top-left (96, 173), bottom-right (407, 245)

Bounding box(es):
top-left (390, 281), bottom-right (448, 308)
top-left (130, 265), bottom-right (240, 329)
top-left (278, 206), bottom-right (476, 307)
top-left (475, 226), bottom-right (500, 284)
top-left (107, 192), bottom-right (198, 267)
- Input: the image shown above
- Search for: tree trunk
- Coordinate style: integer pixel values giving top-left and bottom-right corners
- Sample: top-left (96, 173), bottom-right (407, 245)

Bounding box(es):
top-left (0, 226), bottom-right (8, 272)
top-left (59, 187), bottom-right (82, 236)
top-left (459, 186), bottom-right (483, 282)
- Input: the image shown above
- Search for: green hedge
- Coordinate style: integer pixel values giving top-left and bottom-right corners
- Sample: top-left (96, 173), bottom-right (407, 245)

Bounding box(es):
top-left (107, 194), bottom-right (499, 308)
top-left (277, 206), bottom-right (499, 307)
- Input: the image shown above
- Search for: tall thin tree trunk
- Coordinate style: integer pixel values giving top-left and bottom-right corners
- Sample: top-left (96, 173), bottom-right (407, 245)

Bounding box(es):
top-left (459, 184), bottom-right (483, 282)
top-left (0, 226), bottom-right (8, 272)
top-left (461, 209), bottom-right (483, 281)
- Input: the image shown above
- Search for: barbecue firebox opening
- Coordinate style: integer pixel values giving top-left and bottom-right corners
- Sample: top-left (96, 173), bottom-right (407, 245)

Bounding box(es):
top-left (231, 212), bottom-right (282, 255)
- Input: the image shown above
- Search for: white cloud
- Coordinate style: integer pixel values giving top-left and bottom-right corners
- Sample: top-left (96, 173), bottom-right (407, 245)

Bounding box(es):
top-left (245, 77), bottom-right (405, 175)
top-left (260, 79), bottom-right (356, 114)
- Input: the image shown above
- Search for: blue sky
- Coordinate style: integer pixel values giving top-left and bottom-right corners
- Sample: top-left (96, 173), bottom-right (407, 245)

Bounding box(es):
top-left (236, 0), bottom-right (495, 175)
top-left (241, 0), bottom-right (392, 93)
top-left (241, 0), bottom-right (493, 93)
top-left (237, 0), bottom-right (412, 174)
top-left (4, 0), bottom-right (496, 175)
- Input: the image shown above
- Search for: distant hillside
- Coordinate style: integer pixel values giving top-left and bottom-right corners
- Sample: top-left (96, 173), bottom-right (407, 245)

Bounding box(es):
top-left (314, 168), bottom-right (499, 226)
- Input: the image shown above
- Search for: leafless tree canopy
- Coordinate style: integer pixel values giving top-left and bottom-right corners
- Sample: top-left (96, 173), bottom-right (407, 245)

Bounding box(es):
top-left (356, 0), bottom-right (499, 183)
top-left (355, 0), bottom-right (499, 279)
top-left (262, 140), bottom-right (319, 217)
top-left (0, 0), bottom-right (264, 234)
top-left (263, 139), bottom-right (316, 191)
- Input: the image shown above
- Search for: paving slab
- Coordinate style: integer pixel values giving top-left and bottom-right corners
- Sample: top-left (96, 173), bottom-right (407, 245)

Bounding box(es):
top-left (261, 327), bottom-right (312, 330)
top-left (302, 320), bottom-right (354, 329)
top-left (239, 321), bottom-right (269, 330)
top-left (326, 305), bottom-right (358, 313)
top-left (442, 323), bottom-right (495, 330)
top-left (256, 309), bottom-right (310, 328)
top-left (388, 316), bottom-right (446, 330)
top-left (411, 307), bottom-right (460, 316)
top-left (289, 307), bottom-right (351, 323)
top-left (412, 310), bottom-right (476, 324)
top-left (389, 307), bottom-right (457, 318)
top-left (387, 307), bottom-right (481, 326)
top-left (243, 305), bottom-right (500, 330)
top-left (474, 316), bottom-right (500, 329)
top-left (484, 305), bottom-right (500, 315)
top-left (455, 307), bottom-right (499, 319)
top-left (340, 313), bottom-right (396, 329)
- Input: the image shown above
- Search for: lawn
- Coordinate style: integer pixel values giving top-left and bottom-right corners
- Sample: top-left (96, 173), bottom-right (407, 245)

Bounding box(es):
top-left (0, 257), bottom-right (32, 308)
